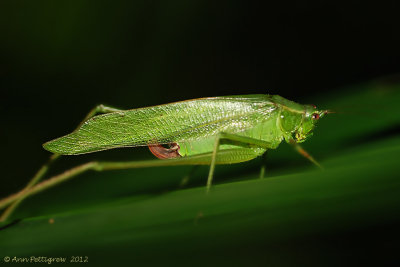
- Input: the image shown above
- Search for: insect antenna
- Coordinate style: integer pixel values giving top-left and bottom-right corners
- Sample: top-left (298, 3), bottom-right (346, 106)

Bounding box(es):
top-left (322, 105), bottom-right (382, 119)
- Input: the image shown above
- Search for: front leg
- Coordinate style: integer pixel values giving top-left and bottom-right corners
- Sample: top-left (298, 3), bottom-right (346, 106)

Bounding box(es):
top-left (288, 139), bottom-right (323, 169)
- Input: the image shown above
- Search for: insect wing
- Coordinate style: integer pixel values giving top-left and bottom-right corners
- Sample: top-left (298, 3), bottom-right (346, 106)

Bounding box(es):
top-left (43, 95), bottom-right (275, 155)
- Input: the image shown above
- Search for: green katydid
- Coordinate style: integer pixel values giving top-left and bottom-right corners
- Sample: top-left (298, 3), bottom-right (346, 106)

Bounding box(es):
top-left (0, 94), bottom-right (328, 222)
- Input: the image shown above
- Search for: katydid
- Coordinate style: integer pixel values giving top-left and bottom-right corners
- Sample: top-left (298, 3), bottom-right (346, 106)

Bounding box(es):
top-left (0, 94), bottom-right (327, 222)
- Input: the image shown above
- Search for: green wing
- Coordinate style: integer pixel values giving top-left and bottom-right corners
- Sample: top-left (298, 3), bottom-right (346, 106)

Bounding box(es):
top-left (43, 95), bottom-right (276, 155)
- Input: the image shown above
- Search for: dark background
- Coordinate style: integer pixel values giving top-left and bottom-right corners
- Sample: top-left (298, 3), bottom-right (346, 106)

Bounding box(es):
top-left (2, 1), bottom-right (400, 196)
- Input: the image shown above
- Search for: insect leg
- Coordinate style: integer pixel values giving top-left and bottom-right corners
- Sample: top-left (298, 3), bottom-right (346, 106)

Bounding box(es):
top-left (207, 133), bottom-right (274, 193)
top-left (0, 104), bottom-right (123, 222)
top-left (0, 150), bottom-right (262, 214)
top-left (259, 151), bottom-right (268, 179)
top-left (76, 104), bottom-right (122, 129)
top-left (289, 139), bottom-right (323, 169)
top-left (0, 153), bottom-right (60, 222)
top-left (179, 165), bottom-right (200, 188)
top-left (0, 154), bottom-right (218, 212)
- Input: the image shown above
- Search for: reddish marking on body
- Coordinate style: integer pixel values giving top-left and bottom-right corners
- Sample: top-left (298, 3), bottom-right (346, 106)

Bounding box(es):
top-left (148, 142), bottom-right (181, 159)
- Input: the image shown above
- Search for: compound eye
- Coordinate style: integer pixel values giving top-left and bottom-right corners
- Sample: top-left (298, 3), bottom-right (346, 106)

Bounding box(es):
top-left (312, 113), bottom-right (320, 120)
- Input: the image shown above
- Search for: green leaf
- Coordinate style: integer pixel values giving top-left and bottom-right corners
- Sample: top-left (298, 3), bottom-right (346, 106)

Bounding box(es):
top-left (1, 81), bottom-right (400, 266)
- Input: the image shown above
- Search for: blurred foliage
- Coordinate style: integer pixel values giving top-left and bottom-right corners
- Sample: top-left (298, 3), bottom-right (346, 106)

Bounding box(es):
top-left (1, 81), bottom-right (399, 266)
